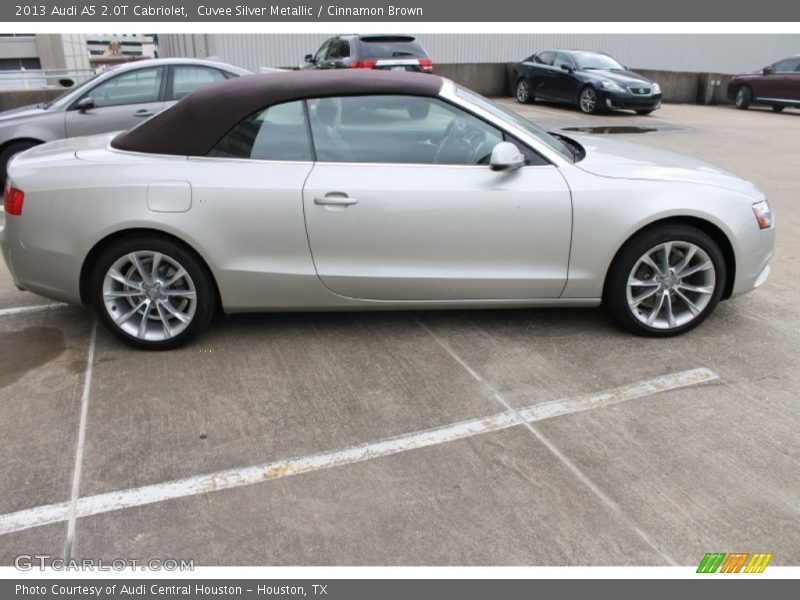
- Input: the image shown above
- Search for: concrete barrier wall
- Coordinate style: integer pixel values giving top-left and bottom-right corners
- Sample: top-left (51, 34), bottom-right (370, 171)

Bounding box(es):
top-left (0, 89), bottom-right (64, 112)
top-left (0, 67), bottom-right (736, 112)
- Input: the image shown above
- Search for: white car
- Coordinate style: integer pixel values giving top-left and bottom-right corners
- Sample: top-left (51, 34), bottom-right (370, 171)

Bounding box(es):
top-left (1, 70), bottom-right (775, 349)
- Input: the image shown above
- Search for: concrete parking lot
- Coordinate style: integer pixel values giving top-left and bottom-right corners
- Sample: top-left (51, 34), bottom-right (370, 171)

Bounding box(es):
top-left (1, 101), bottom-right (798, 566)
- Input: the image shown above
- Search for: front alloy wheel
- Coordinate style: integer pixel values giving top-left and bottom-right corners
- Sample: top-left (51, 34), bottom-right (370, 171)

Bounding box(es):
top-left (92, 236), bottom-right (215, 349)
top-left (605, 225), bottom-right (726, 336)
top-left (579, 87), bottom-right (599, 114)
top-left (626, 242), bottom-right (715, 330)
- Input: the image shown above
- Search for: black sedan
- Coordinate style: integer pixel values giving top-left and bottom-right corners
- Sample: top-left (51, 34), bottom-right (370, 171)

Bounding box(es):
top-left (513, 50), bottom-right (662, 115)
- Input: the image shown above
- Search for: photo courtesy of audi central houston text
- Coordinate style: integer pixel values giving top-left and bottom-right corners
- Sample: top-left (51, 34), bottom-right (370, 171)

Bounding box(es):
top-left (0, 30), bottom-right (797, 572)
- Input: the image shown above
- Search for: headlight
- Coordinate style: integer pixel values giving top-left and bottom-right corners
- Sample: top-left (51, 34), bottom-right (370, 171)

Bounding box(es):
top-left (651, 82), bottom-right (661, 94)
top-left (600, 80), bottom-right (626, 93)
top-left (752, 200), bottom-right (774, 229)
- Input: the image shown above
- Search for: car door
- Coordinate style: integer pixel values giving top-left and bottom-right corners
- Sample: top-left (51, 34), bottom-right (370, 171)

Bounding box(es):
top-left (184, 100), bottom-right (317, 309)
top-left (311, 39), bottom-right (334, 69)
top-left (320, 39), bottom-right (350, 69)
top-left (774, 58), bottom-right (800, 101)
top-left (525, 51), bottom-right (558, 100)
top-left (551, 52), bottom-right (581, 102)
top-left (302, 94), bottom-right (572, 301)
top-left (64, 66), bottom-right (166, 137)
top-left (754, 58), bottom-right (798, 100)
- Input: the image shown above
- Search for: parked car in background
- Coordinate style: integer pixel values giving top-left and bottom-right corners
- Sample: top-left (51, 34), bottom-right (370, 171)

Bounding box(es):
top-left (2, 71), bottom-right (773, 349)
top-left (0, 58), bottom-right (252, 185)
top-left (304, 34), bottom-right (433, 73)
top-left (729, 55), bottom-right (800, 112)
top-left (513, 50), bottom-right (662, 115)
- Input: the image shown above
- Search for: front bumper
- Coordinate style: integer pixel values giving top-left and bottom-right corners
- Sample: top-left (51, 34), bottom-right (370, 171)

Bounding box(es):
top-left (602, 90), bottom-right (663, 111)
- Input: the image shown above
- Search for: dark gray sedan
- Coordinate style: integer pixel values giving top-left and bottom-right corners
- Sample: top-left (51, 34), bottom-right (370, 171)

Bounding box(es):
top-left (0, 57), bottom-right (251, 184)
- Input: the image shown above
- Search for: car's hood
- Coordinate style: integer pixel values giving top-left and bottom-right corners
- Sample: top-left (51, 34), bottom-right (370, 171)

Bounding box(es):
top-left (569, 134), bottom-right (762, 198)
top-left (581, 69), bottom-right (653, 85)
top-left (0, 104), bottom-right (49, 122)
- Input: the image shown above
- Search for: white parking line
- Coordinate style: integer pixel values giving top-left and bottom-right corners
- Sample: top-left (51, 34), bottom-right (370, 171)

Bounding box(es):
top-left (0, 302), bottom-right (69, 318)
top-left (0, 368), bottom-right (717, 537)
top-left (415, 318), bottom-right (689, 565)
top-left (63, 319), bottom-right (97, 561)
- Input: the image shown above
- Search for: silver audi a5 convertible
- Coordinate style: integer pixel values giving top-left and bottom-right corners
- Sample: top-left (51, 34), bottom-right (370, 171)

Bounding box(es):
top-left (1, 70), bottom-right (775, 349)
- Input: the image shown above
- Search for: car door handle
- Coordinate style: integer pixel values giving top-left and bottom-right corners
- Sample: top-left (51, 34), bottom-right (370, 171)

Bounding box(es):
top-left (134, 109), bottom-right (155, 117)
top-left (314, 195), bottom-right (358, 206)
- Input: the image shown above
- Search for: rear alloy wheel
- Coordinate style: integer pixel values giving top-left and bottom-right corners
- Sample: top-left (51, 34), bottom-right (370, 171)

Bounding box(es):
top-left (605, 225), bottom-right (726, 336)
top-left (516, 79), bottom-right (533, 104)
top-left (579, 87), bottom-right (599, 114)
top-left (91, 237), bottom-right (215, 349)
top-left (735, 86), bottom-right (752, 110)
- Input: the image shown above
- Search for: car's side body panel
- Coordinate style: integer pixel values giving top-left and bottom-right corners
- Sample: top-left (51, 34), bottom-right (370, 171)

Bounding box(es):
top-left (303, 161), bottom-right (572, 301)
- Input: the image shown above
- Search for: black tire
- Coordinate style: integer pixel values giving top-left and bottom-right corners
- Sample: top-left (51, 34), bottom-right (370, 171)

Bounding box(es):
top-left (0, 140), bottom-right (39, 187)
top-left (604, 224), bottom-right (727, 337)
top-left (772, 105), bottom-right (785, 113)
top-left (515, 79), bottom-right (533, 104)
top-left (578, 86), bottom-right (601, 114)
top-left (90, 235), bottom-right (216, 350)
top-left (734, 86), bottom-right (752, 110)
top-left (636, 109), bottom-right (655, 115)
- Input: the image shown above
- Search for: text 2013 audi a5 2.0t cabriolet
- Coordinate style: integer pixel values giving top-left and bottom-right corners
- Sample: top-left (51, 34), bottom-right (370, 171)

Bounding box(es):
top-left (1, 71), bottom-right (774, 349)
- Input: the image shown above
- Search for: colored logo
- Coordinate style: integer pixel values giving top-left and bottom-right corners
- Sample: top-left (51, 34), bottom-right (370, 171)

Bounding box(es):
top-left (697, 552), bottom-right (773, 573)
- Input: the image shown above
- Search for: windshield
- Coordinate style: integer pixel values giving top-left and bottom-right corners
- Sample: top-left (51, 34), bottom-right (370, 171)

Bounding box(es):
top-left (572, 52), bottom-right (624, 71)
top-left (455, 86), bottom-right (574, 161)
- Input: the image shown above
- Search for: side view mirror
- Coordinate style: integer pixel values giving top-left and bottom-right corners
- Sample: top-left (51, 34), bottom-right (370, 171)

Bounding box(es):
top-left (304, 54), bottom-right (315, 64)
top-left (75, 97), bottom-right (94, 112)
top-left (762, 66), bottom-right (773, 75)
top-left (490, 142), bottom-right (525, 172)
top-left (560, 64), bottom-right (574, 74)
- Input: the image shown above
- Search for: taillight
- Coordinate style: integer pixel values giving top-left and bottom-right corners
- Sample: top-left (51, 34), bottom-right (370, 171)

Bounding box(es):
top-left (418, 58), bottom-right (433, 72)
top-left (3, 183), bottom-right (24, 216)
top-left (350, 60), bottom-right (377, 69)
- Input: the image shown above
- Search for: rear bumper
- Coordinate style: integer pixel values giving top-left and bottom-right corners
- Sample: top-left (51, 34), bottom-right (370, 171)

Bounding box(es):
top-left (0, 218), bottom-right (83, 305)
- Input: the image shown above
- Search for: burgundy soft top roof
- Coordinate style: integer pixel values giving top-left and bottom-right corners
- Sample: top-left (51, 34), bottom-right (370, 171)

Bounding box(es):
top-left (112, 69), bottom-right (444, 156)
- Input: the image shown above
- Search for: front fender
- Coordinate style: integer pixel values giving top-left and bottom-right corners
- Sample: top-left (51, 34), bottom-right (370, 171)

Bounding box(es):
top-left (559, 165), bottom-right (765, 299)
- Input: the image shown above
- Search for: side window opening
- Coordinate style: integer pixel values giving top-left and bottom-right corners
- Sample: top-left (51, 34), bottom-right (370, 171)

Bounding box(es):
top-left (83, 67), bottom-right (163, 108)
top-left (172, 66), bottom-right (226, 101)
top-left (307, 95), bottom-right (504, 166)
top-left (207, 100), bottom-right (312, 161)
